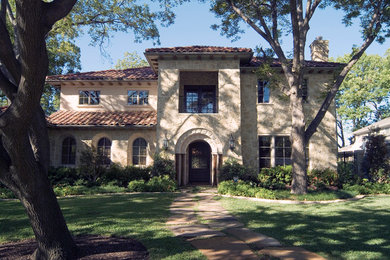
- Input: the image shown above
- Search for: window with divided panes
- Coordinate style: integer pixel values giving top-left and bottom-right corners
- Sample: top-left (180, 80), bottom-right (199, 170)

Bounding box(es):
top-left (258, 80), bottom-right (270, 103)
top-left (79, 90), bottom-right (100, 105)
top-left (181, 85), bottom-right (217, 113)
top-left (128, 90), bottom-right (149, 105)
top-left (133, 138), bottom-right (147, 166)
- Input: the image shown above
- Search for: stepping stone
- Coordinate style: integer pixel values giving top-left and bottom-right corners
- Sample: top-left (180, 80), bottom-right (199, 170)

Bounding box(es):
top-left (223, 227), bottom-right (281, 249)
top-left (259, 246), bottom-right (326, 260)
top-left (168, 224), bottom-right (226, 239)
top-left (173, 197), bottom-right (196, 202)
top-left (166, 213), bottom-right (198, 225)
top-left (208, 220), bottom-right (244, 230)
top-left (169, 208), bottom-right (194, 214)
top-left (197, 211), bottom-right (231, 219)
top-left (170, 201), bottom-right (197, 208)
top-left (190, 236), bottom-right (259, 260)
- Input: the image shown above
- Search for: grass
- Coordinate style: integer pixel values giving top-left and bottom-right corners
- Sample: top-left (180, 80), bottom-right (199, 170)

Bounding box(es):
top-left (270, 189), bottom-right (358, 201)
top-left (0, 193), bottom-right (205, 260)
top-left (219, 195), bottom-right (390, 259)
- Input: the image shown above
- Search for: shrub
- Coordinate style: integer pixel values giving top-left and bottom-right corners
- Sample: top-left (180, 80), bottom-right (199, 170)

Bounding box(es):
top-left (78, 147), bottom-right (107, 186)
top-left (151, 154), bottom-right (175, 179)
top-left (362, 134), bottom-right (388, 179)
top-left (337, 161), bottom-right (358, 187)
top-left (48, 167), bottom-right (78, 186)
top-left (343, 183), bottom-right (390, 195)
top-left (146, 175), bottom-right (177, 192)
top-left (217, 180), bottom-right (258, 197)
top-left (128, 179), bottom-right (147, 192)
top-left (258, 165), bottom-right (292, 189)
top-left (0, 187), bottom-right (16, 199)
top-left (101, 164), bottom-right (151, 187)
top-left (219, 159), bottom-right (258, 183)
top-left (370, 167), bottom-right (390, 184)
top-left (308, 168), bottom-right (338, 189)
top-left (255, 188), bottom-right (276, 200)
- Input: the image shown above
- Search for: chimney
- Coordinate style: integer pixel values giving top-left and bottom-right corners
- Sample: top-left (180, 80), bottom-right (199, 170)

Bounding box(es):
top-left (310, 36), bottom-right (329, 62)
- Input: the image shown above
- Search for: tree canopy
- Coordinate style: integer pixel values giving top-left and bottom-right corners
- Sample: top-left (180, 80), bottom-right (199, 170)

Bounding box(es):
top-left (114, 51), bottom-right (149, 69)
top-left (336, 51), bottom-right (390, 131)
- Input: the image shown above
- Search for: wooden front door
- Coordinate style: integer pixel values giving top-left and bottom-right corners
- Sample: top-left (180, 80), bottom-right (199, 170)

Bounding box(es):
top-left (189, 141), bottom-right (211, 183)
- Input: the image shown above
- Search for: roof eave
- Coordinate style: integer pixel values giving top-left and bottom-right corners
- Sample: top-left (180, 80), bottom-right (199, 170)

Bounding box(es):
top-left (47, 124), bottom-right (156, 129)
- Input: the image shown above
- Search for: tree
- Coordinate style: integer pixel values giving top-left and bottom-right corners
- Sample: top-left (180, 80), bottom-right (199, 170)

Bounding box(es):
top-left (0, 0), bottom-right (181, 258)
top-left (114, 51), bottom-right (149, 69)
top-left (336, 51), bottom-right (390, 131)
top-left (209, 0), bottom-right (390, 194)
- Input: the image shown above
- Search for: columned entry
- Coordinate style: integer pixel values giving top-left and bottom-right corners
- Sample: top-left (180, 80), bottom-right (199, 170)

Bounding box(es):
top-left (188, 141), bottom-right (211, 183)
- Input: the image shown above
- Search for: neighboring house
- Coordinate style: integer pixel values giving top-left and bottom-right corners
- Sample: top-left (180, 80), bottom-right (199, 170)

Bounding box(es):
top-left (46, 39), bottom-right (340, 186)
top-left (339, 117), bottom-right (390, 155)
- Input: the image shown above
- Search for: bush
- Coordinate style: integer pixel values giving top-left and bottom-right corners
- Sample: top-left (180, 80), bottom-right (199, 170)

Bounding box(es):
top-left (308, 168), bottom-right (338, 189)
top-left (78, 147), bottom-right (107, 186)
top-left (337, 162), bottom-right (358, 187)
top-left (258, 166), bottom-right (292, 189)
top-left (362, 134), bottom-right (388, 179)
top-left (128, 175), bottom-right (177, 192)
top-left (219, 159), bottom-right (258, 183)
top-left (102, 164), bottom-right (151, 187)
top-left (343, 183), bottom-right (390, 195)
top-left (0, 187), bottom-right (16, 199)
top-left (255, 188), bottom-right (276, 200)
top-left (128, 179), bottom-right (147, 192)
top-left (217, 180), bottom-right (258, 197)
top-left (48, 167), bottom-right (78, 186)
top-left (151, 154), bottom-right (175, 179)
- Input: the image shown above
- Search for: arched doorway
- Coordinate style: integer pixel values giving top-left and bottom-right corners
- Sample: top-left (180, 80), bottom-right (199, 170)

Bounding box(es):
top-left (188, 141), bottom-right (211, 183)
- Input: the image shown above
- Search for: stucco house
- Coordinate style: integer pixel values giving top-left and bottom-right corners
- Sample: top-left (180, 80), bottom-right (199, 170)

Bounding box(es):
top-left (46, 39), bottom-right (340, 186)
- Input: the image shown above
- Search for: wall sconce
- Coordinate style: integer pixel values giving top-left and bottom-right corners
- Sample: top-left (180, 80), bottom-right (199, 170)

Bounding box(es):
top-left (162, 138), bottom-right (169, 150)
top-left (229, 134), bottom-right (235, 150)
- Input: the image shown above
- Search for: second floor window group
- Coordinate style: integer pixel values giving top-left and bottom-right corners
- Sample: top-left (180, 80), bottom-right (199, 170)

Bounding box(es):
top-left (79, 90), bottom-right (100, 105)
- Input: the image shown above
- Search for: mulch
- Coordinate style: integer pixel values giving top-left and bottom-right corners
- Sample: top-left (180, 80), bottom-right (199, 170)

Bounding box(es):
top-left (0, 235), bottom-right (148, 260)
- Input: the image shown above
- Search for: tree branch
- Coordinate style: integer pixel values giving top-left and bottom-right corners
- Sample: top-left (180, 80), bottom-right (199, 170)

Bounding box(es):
top-left (43, 0), bottom-right (77, 34)
top-left (0, 67), bottom-right (17, 99)
top-left (0, 17), bottom-right (20, 84)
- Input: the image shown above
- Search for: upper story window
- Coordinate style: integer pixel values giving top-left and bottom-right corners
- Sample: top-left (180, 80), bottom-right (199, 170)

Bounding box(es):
top-left (302, 79), bottom-right (308, 101)
top-left (97, 137), bottom-right (111, 165)
top-left (79, 90), bottom-right (100, 105)
top-left (258, 80), bottom-right (270, 103)
top-left (182, 85), bottom-right (217, 113)
top-left (61, 137), bottom-right (76, 165)
top-left (128, 90), bottom-right (149, 105)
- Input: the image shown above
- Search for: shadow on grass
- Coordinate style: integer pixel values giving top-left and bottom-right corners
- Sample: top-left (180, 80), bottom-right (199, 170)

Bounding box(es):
top-left (0, 193), bottom-right (205, 260)
top-left (222, 196), bottom-right (390, 259)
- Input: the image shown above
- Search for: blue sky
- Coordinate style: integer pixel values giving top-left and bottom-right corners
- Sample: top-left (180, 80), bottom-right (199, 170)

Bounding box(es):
top-left (75, 2), bottom-right (390, 72)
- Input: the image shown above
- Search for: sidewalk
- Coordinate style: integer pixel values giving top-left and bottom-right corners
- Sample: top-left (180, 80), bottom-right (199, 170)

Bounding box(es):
top-left (166, 187), bottom-right (326, 260)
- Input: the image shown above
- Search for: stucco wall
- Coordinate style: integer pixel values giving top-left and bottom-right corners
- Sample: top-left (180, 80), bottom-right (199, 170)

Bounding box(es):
top-left (156, 58), bottom-right (242, 162)
top-left (60, 81), bottom-right (157, 112)
top-left (240, 71), bottom-right (337, 171)
top-left (48, 127), bottom-right (156, 167)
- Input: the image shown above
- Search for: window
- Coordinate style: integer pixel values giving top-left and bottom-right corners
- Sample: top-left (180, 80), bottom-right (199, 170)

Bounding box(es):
top-left (259, 136), bottom-right (271, 168)
top-left (258, 135), bottom-right (292, 169)
top-left (97, 137), bottom-right (111, 165)
top-left (258, 80), bottom-right (270, 103)
top-left (183, 85), bottom-right (216, 113)
top-left (302, 79), bottom-right (308, 101)
top-left (128, 90), bottom-right (149, 105)
top-left (275, 136), bottom-right (292, 166)
top-left (61, 137), bottom-right (76, 165)
top-left (133, 138), bottom-right (147, 166)
top-left (79, 90), bottom-right (100, 105)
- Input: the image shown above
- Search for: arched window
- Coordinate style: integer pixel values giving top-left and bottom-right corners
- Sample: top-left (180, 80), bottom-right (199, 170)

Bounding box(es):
top-left (97, 137), bottom-right (111, 165)
top-left (133, 138), bottom-right (147, 166)
top-left (62, 137), bottom-right (76, 165)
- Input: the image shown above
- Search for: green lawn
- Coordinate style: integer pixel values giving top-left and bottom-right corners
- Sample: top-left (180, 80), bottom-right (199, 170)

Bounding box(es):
top-left (220, 195), bottom-right (390, 259)
top-left (0, 193), bottom-right (205, 260)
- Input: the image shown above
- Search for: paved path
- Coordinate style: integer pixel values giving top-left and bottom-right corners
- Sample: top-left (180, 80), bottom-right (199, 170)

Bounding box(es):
top-left (166, 188), bottom-right (326, 260)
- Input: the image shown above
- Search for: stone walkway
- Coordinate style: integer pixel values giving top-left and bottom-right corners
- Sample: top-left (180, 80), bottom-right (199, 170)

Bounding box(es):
top-left (166, 188), bottom-right (326, 260)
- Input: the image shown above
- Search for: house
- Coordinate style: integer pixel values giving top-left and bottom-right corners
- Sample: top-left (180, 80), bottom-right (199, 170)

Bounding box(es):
top-left (46, 39), bottom-right (340, 186)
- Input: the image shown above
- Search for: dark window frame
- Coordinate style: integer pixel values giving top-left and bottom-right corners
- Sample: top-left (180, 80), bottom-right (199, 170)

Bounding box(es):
top-left (97, 137), bottom-right (111, 165)
top-left (128, 90), bottom-right (149, 105)
top-left (132, 138), bottom-right (147, 166)
top-left (258, 80), bottom-right (270, 103)
top-left (61, 137), bottom-right (76, 165)
top-left (275, 136), bottom-right (292, 167)
top-left (302, 79), bottom-right (308, 101)
top-left (79, 90), bottom-right (100, 105)
top-left (259, 136), bottom-right (271, 169)
top-left (183, 85), bottom-right (217, 113)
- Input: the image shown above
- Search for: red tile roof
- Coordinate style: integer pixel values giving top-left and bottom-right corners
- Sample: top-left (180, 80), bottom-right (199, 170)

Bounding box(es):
top-left (246, 57), bottom-right (344, 68)
top-left (46, 67), bottom-right (157, 82)
top-left (145, 46), bottom-right (252, 54)
top-left (47, 110), bottom-right (157, 127)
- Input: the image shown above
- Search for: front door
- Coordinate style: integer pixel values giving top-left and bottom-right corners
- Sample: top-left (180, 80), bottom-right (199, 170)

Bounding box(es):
top-left (189, 141), bottom-right (211, 183)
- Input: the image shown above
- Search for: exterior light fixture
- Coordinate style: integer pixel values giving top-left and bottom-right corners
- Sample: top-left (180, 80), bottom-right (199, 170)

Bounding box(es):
top-left (229, 134), bottom-right (235, 150)
top-left (163, 138), bottom-right (169, 150)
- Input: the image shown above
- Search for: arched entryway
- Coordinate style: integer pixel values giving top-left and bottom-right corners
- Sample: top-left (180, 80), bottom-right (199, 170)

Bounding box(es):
top-left (188, 141), bottom-right (211, 183)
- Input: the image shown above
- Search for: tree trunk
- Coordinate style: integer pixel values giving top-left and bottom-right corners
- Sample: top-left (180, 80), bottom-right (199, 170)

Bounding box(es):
top-left (290, 82), bottom-right (307, 194)
top-left (1, 110), bottom-right (78, 260)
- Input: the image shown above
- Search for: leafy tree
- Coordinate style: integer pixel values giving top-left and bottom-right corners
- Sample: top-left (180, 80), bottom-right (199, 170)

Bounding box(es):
top-left (209, 0), bottom-right (390, 194)
top-left (114, 51), bottom-right (149, 69)
top-left (336, 51), bottom-right (390, 131)
top-left (0, 0), bottom-right (181, 258)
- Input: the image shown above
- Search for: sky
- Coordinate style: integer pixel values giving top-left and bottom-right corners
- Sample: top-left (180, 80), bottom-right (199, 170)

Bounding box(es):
top-left (75, 1), bottom-right (390, 72)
